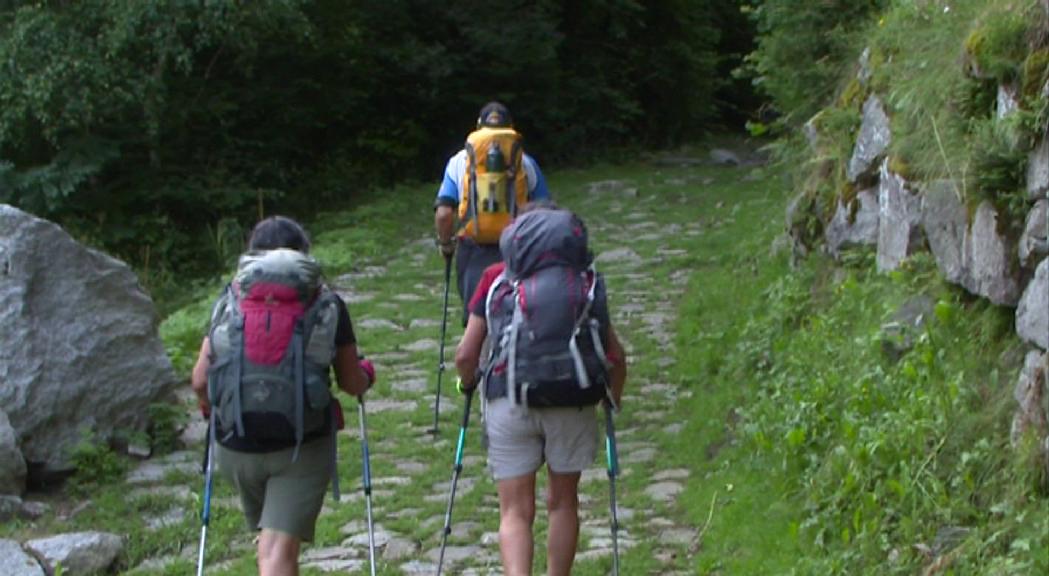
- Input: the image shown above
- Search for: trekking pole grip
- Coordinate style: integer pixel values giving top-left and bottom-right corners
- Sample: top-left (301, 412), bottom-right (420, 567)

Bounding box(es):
top-left (454, 390), bottom-right (474, 470)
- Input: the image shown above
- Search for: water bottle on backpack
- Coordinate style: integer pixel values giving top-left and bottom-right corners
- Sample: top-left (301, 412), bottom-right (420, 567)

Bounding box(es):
top-left (483, 143), bottom-right (505, 213)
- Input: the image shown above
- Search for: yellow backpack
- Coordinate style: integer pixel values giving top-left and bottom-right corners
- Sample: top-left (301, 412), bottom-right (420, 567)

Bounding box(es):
top-left (458, 127), bottom-right (529, 244)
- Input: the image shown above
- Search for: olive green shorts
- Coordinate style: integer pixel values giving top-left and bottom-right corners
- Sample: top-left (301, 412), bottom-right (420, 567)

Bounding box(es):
top-left (215, 435), bottom-right (333, 541)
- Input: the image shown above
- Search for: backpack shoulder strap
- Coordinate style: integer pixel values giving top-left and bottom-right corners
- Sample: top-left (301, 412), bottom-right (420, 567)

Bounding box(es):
top-left (483, 270), bottom-right (508, 328)
top-left (207, 284), bottom-right (233, 341)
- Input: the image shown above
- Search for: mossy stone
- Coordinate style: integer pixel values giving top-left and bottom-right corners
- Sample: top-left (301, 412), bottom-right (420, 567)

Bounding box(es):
top-left (1021, 48), bottom-right (1049, 101)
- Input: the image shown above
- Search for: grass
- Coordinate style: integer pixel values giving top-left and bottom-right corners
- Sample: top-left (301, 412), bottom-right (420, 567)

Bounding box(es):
top-left (670, 230), bottom-right (1049, 574)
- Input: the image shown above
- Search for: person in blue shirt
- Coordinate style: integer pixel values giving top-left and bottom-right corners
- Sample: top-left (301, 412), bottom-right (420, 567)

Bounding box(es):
top-left (434, 101), bottom-right (550, 324)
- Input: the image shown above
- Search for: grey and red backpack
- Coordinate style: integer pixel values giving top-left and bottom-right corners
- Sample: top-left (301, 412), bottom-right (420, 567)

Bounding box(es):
top-left (206, 249), bottom-right (340, 454)
top-left (483, 208), bottom-right (613, 407)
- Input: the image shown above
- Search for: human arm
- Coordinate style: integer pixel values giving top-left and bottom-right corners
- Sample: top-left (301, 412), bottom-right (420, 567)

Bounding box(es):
top-left (334, 343), bottom-right (373, 397)
top-left (190, 338), bottom-right (211, 418)
top-left (434, 155), bottom-right (461, 256)
top-left (455, 313), bottom-right (488, 390)
top-left (522, 154), bottom-right (550, 200)
top-left (605, 323), bottom-right (627, 408)
top-left (434, 205), bottom-right (456, 257)
top-left (332, 295), bottom-right (373, 397)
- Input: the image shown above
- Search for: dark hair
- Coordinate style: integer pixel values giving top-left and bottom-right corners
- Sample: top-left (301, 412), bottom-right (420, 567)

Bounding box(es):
top-left (477, 101), bottom-right (512, 128)
top-left (248, 215), bottom-right (311, 253)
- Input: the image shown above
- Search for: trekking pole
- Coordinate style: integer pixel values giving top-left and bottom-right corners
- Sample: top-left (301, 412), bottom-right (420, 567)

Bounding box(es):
top-left (436, 382), bottom-right (474, 575)
top-left (357, 397), bottom-right (377, 576)
top-left (603, 401), bottom-right (621, 576)
top-left (431, 253), bottom-right (453, 434)
top-left (196, 415), bottom-right (216, 576)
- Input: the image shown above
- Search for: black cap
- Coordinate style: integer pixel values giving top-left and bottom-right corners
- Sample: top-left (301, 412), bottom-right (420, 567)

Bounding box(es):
top-left (477, 101), bottom-right (512, 128)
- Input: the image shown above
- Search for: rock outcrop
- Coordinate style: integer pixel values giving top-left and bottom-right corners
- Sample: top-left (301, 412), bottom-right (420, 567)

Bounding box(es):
top-left (876, 161), bottom-right (923, 271)
top-left (1010, 351), bottom-right (1047, 455)
top-left (963, 202), bottom-right (1021, 306)
top-left (921, 180), bottom-right (968, 284)
top-left (1016, 259), bottom-right (1049, 350)
top-left (1019, 199), bottom-right (1048, 270)
top-left (847, 95), bottom-right (891, 184)
top-left (825, 187), bottom-right (878, 256)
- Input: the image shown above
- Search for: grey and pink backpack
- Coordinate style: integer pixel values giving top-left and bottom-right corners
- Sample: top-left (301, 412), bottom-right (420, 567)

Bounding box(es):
top-left (207, 249), bottom-right (340, 454)
top-left (483, 208), bottom-right (613, 407)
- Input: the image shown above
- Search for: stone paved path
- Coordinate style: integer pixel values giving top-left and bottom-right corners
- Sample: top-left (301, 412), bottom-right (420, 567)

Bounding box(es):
top-left (129, 174), bottom-right (713, 574)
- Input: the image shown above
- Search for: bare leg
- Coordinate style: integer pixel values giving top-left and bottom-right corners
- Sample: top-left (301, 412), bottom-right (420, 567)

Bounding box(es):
top-left (257, 529), bottom-right (300, 576)
top-left (497, 473), bottom-right (537, 576)
top-left (546, 470), bottom-right (582, 576)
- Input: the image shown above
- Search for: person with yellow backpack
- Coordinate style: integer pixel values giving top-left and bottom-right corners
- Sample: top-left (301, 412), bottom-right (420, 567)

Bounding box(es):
top-left (433, 101), bottom-right (550, 325)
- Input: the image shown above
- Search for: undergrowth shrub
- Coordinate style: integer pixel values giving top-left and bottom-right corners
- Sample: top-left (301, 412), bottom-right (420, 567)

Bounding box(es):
top-left (735, 252), bottom-right (1047, 573)
top-left (148, 402), bottom-right (187, 455)
top-left (964, 8), bottom-right (1033, 82)
top-left (69, 430), bottom-right (128, 492)
top-left (158, 288), bottom-right (218, 376)
top-left (968, 117), bottom-right (1029, 224)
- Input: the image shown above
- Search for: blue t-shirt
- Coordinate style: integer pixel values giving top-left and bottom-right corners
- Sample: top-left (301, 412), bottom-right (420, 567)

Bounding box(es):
top-left (434, 149), bottom-right (549, 207)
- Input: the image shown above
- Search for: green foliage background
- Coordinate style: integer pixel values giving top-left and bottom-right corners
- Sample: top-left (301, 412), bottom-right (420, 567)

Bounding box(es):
top-left (0, 0), bottom-right (754, 306)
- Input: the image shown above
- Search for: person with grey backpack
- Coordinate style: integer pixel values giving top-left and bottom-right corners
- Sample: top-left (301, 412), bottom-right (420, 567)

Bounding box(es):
top-left (189, 216), bottom-right (375, 576)
top-left (454, 202), bottom-right (628, 576)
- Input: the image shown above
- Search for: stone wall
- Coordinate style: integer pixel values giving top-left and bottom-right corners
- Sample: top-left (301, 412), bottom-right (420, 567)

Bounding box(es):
top-left (802, 49), bottom-right (1049, 472)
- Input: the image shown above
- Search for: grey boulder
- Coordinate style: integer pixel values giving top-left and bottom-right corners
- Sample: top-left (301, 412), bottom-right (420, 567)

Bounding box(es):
top-left (963, 202), bottom-right (1021, 306)
top-left (0, 539), bottom-right (44, 576)
top-left (847, 95), bottom-right (891, 184)
top-left (921, 180), bottom-right (968, 285)
top-left (0, 205), bottom-right (178, 473)
top-left (876, 160), bottom-right (923, 272)
top-left (25, 532), bottom-right (123, 575)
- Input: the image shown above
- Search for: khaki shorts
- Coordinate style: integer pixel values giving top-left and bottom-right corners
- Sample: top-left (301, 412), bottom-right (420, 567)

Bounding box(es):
top-left (216, 435), bottom-right (332, 541)
top-left (485, 398), bottom-right (598, 480)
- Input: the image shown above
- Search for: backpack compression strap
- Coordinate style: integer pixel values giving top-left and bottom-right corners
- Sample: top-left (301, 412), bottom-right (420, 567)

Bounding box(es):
top-left (568, 265), bottom-right (611, 392)
top-left (506, 280), bottom-right (524, 407)
top-left (507, 140), bottom-right (523, 217)
top-left (229, 295), bottom-right (247, 440)
top-left (464, 143), bottom-right (481, 239)
top-left (292, 320), bottom-right (305, 462)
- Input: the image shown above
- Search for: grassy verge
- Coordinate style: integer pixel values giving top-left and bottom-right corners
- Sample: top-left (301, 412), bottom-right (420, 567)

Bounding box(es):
top-left (672, 233), bottom-right (1049, 572)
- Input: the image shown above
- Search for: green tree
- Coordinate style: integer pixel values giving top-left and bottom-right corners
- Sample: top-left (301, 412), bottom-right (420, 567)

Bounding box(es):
top-left (743, 0), bottom-right (888, 125)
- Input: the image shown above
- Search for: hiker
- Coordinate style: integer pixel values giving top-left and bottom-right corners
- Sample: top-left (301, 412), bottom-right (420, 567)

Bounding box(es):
top-left (454, 203), bottom-right (627, 576)
top-left (434, 101), bottom-right (550, 325)
top-left (189, 215), bottom-right (375, 576)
